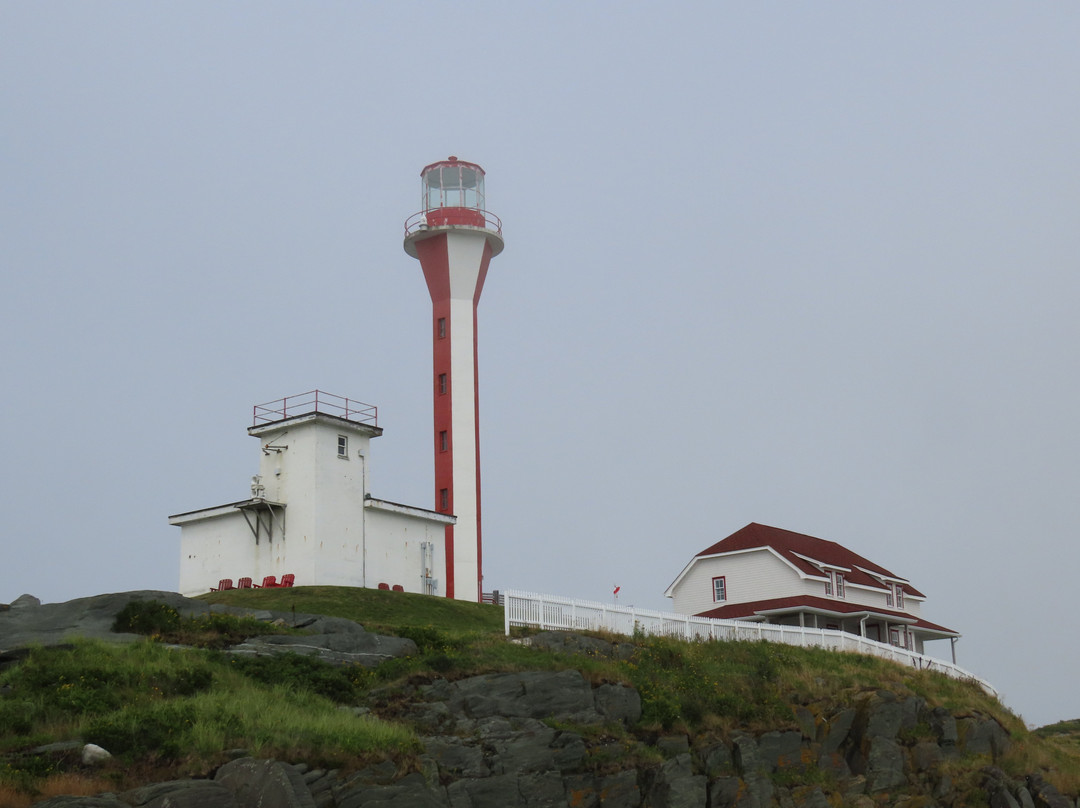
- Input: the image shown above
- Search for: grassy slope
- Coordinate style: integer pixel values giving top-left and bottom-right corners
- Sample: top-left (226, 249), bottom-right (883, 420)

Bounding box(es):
top-left (2, 586), bottom-right (1078, 805)
top-left (200, 585), bottom-right (504, 636)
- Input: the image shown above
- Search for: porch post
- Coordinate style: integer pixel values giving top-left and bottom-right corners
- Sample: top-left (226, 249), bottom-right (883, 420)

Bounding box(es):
top-left (950, 636), bottom-right (957, 664)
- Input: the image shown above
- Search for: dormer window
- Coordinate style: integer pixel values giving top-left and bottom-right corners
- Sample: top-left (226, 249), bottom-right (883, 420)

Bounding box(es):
top-left (885, 582), bottom-right (904, 608)
top-left (825, 571), bottom-right (845, 599)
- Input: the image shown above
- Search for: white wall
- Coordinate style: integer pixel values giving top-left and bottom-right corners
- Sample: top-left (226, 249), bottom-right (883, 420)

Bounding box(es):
top-left (445, 230), bottom-right (488, 602)
top-left (176, 510), bottom-right (267, 596)
top-left (671, 549), bottom-right (812, 615)
top-left (250, 414), bottom-right (374, 587)
top-left (364, 506), bottom-right (447, 595)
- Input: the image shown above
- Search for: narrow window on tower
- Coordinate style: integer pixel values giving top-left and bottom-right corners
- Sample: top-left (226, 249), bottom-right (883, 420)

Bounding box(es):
top-left (437, 317), bottom-right (446, 339)
top-left (439, 430), bottom-right (448, 452)
top-left (438, 373), bottom-right (447, 395)
top-left (439, 488), bottom-right (449, 511)
top-left (337, 435), bottom-right (348, 458)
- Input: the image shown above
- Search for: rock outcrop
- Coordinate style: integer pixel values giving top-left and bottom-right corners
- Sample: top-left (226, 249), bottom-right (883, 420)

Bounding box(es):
top-left (0, 592), bottom-right (416, 670)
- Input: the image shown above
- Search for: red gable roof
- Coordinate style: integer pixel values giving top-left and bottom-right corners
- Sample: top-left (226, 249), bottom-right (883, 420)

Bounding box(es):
top-left (695, 595), bottom-right (956, 636)
top-left (695, 523), bottom-right (926, 598)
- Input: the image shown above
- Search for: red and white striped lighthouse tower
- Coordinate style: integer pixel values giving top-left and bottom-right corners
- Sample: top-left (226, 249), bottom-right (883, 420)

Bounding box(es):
top-left (404, 157), bottom-right (504, 602)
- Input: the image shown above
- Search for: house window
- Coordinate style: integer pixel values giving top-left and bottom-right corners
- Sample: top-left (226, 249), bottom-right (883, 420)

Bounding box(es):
top-left (337, 436), bottom-right (348, 458)
top-left (712, 576), bottom-right (726, 602)
top-left (439, 488), bottom-right (449, 511)
top-left (885, 588), bottom-right (893, 607)
top-left (437, 317), bottom-right (446, 339)
top-left (439, 430), bottom-right (448, 452)
top-left (826, 571), bottom-right (845, 598)
top-left (438, 373), bottom-right (447, 394)
top-left (895, 585), bottom-right (904, 609)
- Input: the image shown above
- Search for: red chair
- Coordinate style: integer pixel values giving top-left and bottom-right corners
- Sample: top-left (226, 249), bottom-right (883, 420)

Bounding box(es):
top-left (254, 575), bottom-right (277, 589)
top-left (210, 578), bottom-right (234, 592)
top-left (391, 584), bottom-right (404, 592)
top-left (279, 573), bottom-right (295, 588)
top-left (237, 577), bottom-right (253, 589)
top-left (378, 582), bottom-right (390, 590)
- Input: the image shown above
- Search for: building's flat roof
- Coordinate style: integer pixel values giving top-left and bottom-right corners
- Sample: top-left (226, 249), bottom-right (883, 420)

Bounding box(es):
top-left (167, 498), bottom-right (286, 524)
top-left (364, 497), bottom-right (456, 525)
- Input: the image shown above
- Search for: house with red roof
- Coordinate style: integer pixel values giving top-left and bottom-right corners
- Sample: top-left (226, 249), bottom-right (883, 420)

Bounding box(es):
top-left (664, 523), bottom-right (960, 660)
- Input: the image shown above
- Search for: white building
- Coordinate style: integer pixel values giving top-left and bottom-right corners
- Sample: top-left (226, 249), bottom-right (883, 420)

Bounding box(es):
top-left (665, 522), bottom-right (960, 660)
top-left (169, 391), bottom-right (453, 598)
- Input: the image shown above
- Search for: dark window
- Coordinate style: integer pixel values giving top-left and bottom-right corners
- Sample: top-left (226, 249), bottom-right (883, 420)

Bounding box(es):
top-left (438, 317), bottom-right (446, 339)
top-left (438, 373), bottom-right (447, 394)
top-left (439, 430), bottom-right (448, 452)
top-left (439, 488), bottom-right (449, 511)
top-left (337, 436), bottom-right (348, 457)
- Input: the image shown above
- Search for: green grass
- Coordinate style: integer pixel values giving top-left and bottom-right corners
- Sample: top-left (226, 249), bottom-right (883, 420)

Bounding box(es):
top-left (201, 585), bottom-right (504, 637)
top-left (0, 638), bottom-right (416, 794)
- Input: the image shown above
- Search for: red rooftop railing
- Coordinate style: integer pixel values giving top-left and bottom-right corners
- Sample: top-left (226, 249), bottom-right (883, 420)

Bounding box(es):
top-left (253, 390), bottom-right (377, 427)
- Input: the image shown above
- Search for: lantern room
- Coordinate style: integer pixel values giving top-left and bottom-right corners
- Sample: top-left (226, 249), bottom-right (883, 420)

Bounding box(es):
top-left (421, 156), bottom-right (488, 228)
top-left (404, 155), bottom-right (503, 257)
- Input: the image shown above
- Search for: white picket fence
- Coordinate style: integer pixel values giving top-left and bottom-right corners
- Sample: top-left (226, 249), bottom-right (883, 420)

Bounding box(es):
top-left (503, 589), bottom-right (997, 697)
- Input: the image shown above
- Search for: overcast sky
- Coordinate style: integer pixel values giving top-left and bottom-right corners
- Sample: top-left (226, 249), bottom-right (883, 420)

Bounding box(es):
top-left (3, 4), bottom-right (1078, 728)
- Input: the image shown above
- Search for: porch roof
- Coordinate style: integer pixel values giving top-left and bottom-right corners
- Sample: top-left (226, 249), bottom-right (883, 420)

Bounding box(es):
top-left (696, 595), bottom-right (958, 637)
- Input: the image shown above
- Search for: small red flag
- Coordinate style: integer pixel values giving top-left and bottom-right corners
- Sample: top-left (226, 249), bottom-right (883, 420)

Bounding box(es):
top-left (613, 585), bottom-right (621, 596)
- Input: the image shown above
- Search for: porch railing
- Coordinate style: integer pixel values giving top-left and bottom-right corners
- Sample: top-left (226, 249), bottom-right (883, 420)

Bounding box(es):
top-left (503, 589), bottom-right (997, 697)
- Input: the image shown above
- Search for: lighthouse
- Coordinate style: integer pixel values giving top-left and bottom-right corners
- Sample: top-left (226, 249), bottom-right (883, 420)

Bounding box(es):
top-left (404, 157), bottom-right (504, 602)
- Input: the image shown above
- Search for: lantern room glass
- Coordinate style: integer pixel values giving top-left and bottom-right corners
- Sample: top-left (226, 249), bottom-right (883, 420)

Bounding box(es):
top-left (422, 161), bottom-right (486, 212)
